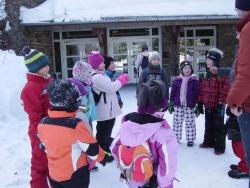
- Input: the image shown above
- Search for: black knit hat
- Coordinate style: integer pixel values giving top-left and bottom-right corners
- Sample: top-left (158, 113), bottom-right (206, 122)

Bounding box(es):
top-left (22, 46), bottom-right (49, 73)
top-left (142, 44), bottom-right (149, 52)
top-left (47, 79), bottom-right (81, 112)
top-left (235, 0), bottom-right (250, 11)
top-left (104, 56), bottom-right (115, 70)
top-left (207, 48), bottom-right (224, 67)
top-left (179, 61), bottom-right (193, 75)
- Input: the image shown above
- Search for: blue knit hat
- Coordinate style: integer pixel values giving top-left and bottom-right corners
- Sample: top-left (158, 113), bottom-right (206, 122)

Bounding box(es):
top-left (22, 46), bottom-right (49, 73)
top-left (235, 0), bottom-right (250, 11)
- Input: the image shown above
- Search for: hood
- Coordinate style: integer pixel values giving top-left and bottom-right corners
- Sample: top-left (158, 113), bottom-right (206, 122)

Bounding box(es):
top-left (118, 113), bottom-right (169, 147)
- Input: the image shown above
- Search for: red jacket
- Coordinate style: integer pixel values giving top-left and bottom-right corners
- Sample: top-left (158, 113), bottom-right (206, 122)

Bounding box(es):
top-left (227, 13), bottom-right (250, 112)
top-left (21, 73), bottom-right (52, 135)
top-left (199, 72), bottom-right (230, 108)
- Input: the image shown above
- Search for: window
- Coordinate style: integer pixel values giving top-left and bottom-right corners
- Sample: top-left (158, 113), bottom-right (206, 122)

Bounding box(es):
top-left (62, 31), bottom-right (97, 39)
top-left (110, 28), bottom-right (150, 37)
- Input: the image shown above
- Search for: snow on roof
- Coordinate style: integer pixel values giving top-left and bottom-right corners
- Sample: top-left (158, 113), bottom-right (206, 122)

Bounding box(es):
top-left (20, 0), bottom-right (237, 24)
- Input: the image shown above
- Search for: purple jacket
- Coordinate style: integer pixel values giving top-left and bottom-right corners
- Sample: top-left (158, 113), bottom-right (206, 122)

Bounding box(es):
top-left (170, 75), bottom-right (199, 108)
top-left (111, 112), bottom-right (178, 188)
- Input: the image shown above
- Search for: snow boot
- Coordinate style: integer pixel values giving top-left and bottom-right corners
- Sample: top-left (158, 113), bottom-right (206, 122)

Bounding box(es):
top-left (230, 164), bottom-right (239, 170)
top-left (187, 141), bottom-right (194, 147)
top-left (228, 169), bottom-right (249, 179)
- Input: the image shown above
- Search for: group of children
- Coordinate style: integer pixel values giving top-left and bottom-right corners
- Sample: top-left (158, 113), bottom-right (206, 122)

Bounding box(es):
top-left (20, 45), bottom-right (247, 188)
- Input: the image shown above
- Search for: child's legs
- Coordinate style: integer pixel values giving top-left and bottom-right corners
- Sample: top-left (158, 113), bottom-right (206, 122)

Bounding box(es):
top-left (28, 131), bottom-right (49, 188)
top-left (232, 140), bottom-right (249, 173)
top-left (129, 179), bottom-right (148, 188)
top-left (213, 110), bottom-right (226, 153)
top-left (184, 107), bottom-right (196, 142)
top-left (96, 118), bottom-right (115, 153)
top-left (203, 108), bottom-right (215, 146)
top-left (49, 178), bottom-right (64, 188)
top-left (173, 107), bottom-right (184, 142)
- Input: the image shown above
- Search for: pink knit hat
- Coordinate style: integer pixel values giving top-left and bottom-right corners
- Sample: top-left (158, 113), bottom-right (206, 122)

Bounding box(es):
top-left (87, 51), bottom-right (104, 70)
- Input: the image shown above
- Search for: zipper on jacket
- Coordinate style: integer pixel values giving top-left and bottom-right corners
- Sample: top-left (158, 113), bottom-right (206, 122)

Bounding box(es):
top-left (110, 101), bottom-right (113, 117)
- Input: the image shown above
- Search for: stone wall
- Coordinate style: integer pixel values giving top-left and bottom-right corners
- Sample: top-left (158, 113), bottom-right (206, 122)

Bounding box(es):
top-left (161, 25), bottom-right (180, 82)
top-left (217, 24), bottom-right (237, 67)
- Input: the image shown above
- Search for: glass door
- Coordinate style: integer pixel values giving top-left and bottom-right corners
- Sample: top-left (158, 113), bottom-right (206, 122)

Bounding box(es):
top-left (62, 40), bottom-right (100, 78)
top-left (110, 39), bottom-right (150, 83)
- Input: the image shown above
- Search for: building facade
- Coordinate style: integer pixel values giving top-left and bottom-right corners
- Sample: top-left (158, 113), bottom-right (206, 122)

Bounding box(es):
top-left (4, 1), bottom-right (238, 82)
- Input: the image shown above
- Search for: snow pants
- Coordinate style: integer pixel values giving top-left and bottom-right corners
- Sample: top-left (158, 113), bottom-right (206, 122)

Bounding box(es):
top-left (96, 118), bottom-right (115, 153)
top-left (203, 107), bottom-right (227, 153)
top-left (232, 140), bottom-right (249, 173)
top-left (28, 127), bottom-right (49, 188)
top-left (173, 107), bottom-right (196, 142)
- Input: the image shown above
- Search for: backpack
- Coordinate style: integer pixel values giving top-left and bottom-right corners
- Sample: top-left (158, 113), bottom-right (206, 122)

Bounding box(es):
top-left (92, 73), bottom-right (107, 105)
top-left (141, 56), bottom-right (149, 70)
top-left (118, 141), bottom-right (153, 182)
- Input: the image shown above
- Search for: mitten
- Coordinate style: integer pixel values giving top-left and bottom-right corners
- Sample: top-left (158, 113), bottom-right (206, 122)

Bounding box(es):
top-left (117, 73), bottom-right (129, 86)
top-left (197, 102), bottom-right (204, 115)
top-left (168, 102), bottom-right (175, 114)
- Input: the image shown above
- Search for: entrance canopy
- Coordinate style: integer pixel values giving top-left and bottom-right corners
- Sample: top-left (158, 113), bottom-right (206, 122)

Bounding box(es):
top-left (20, 0), bottom-right (237, 24)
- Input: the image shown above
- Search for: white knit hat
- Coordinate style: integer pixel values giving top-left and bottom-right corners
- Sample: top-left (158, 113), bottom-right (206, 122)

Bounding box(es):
top-left (149, 51), bottom-right (161, 63)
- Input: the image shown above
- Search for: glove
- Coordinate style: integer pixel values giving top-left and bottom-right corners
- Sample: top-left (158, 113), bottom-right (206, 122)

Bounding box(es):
top-left (168, 102), bottom-right (175, 114)
top-left (217, 103), bottom-right (225, 117)
top-left (117, 73), bottom-right (129, 86)
top-left (197, 102), bottom-right (204, 115)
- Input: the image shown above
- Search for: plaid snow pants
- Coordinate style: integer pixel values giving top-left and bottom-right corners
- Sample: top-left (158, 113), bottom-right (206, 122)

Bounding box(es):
top-left (173, 106), bottom-right (196, 142)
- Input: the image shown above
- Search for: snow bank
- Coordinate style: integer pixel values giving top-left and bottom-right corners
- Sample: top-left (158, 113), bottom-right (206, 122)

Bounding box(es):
top-left (20, 0), bottom-right (236, 23)
top-left (0, 50), bottom-right (27, 122)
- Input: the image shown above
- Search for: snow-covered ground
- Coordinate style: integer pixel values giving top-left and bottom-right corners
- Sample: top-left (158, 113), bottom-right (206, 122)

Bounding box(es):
top-left (0, 51), bottom-right (248, 188)
top-left (20, 0), bottom-right (236, 23)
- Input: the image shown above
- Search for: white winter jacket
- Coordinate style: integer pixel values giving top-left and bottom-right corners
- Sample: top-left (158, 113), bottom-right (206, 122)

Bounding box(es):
top-left (92, 70), bottom-right (122, 121)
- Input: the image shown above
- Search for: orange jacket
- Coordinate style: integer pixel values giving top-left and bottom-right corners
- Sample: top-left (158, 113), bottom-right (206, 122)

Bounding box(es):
top-left (38, 110), bottom-right (105, 182)
top-left (227, 13), bottom-right (250, 112)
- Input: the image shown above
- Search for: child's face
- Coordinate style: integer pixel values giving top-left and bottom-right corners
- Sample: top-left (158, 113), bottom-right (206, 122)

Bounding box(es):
top-left (98, 62), bottom-right (105, 71)
top-left (151, 58), bottom-right (161, 66)
top-left (107, 61), bottom-right (115, 71)
top-left (37, 65), bottom-right (50, 76)
top-left (206, 58), bottom-right (214, 69)
top-left (182, 65), bottom-right (192, 76)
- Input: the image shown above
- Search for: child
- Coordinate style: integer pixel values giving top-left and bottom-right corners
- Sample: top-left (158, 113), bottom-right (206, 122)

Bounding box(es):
top-left (226, 107), bottom-right (249, 179)
top-left (88, 51), bottom-right (129, 160)
top-left (135, 44), bottom-right (149, 71)
top-left (70, 61), bottom-right (96, 126)
top-left (137, 51), bottom-right (169, 102)
top-left (169, 61), bottom-right (200, 146)
top-left (20, 46), bottom-right (52, 188)
top-left (112, 80), bottom-right (178, 188)
top-left (104, 56), bottom-right (123, 108)
top-left (198, 48), bottom-right (230, 155)
top-left (38, 79), bottom-right (106, 188)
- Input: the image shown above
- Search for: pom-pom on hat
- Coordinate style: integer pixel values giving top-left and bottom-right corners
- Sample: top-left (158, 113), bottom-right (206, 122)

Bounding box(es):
top-left (22, 46), bottom-right (49, 73)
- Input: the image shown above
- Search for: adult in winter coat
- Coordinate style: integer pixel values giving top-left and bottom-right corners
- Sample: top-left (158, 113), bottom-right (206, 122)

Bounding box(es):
top-left (38, 80), bottom-right (106, 188)
top-left (136, 51), bottom-right (169, 102)
top-left (169, 61), bottom-right (199, 146)
top-left (20, 46), bottom-right (52, 188)
top-left (88, 51), bottom-right (129, 158)
top-left (198, 48), bottom-right (230, 155)
top-left (227, 0), bottom-right (250, 185)
top-left (111, 80), bottom-right (178, 188)
top-left (134, 44), bottom-right (149, 71)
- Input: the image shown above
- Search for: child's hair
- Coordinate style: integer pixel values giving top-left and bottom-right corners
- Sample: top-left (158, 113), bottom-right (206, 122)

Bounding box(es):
top-left (137, 80), bottom-right (167, 114)
top-left (179, 61), bottom-right (193, 75)
top-left (47, 79), bottom-right (81, 112)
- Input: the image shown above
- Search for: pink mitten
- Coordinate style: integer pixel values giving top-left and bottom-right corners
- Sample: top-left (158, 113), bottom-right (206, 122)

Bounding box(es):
top-left (117, 73), bottom-right (129, 86)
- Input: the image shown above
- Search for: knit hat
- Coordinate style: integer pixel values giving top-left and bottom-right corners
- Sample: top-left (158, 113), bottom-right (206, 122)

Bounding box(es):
top-left (235, 0), bottom-right (250, 11)
top-left (180, 61), bottom-right (193, 75)
top-left (104, 56), bottom-right (115, 70)
top-left (206, 48), bottom-right (224, 67)
top-left (137, 80), bottom-right (168, 114)
top-left (73, 61), bottom-right (92, 85)
top-left (22, 46), bottom-right (49, 73)
top-left (87, 51), bottom-right (104, 70)
top-left (47, 79), bottom-right (81, 112)
top-left (149, 51), bottom-right (161, 63)
top-left (142, 44), bottom-right (149, 52)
